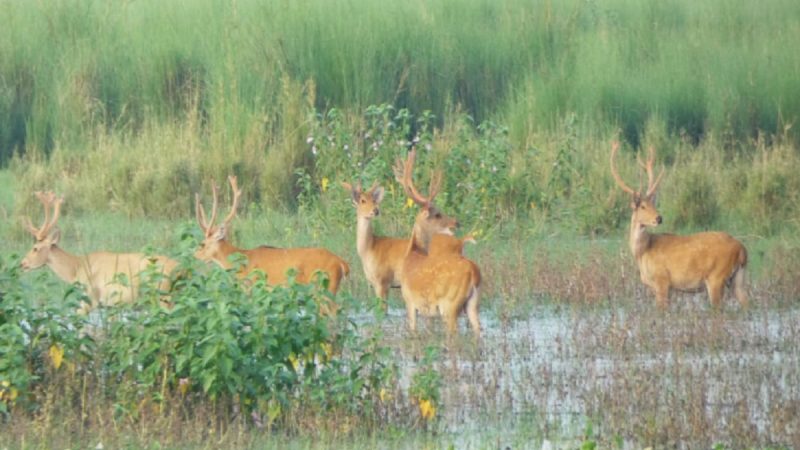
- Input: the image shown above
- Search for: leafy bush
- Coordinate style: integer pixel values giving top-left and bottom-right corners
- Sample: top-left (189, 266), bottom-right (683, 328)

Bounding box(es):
top-left (0, 242), bottom-right (398, 433)
top-left (0, 254), bottom-right (93, 415)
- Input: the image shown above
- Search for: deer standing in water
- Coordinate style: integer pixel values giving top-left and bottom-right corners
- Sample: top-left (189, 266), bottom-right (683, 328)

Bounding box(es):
top-left (342, 180), bottom-right (474, 311)
top-left (392, 150), bottom-right (481, 337)
top-left (610, 142), bottom-right (748, 309)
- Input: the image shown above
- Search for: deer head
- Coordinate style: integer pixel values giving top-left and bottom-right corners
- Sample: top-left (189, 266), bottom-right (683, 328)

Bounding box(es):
top-left (195, 175), bottom-right (242, 263)
top-left (393, 148), bottom-right (459, 240)
top-left (21, 191), bottom-right (64, 271)
top-left (610, 141), bottom-right (665, 228)
top-left (342, 180), bottom-right (384, 220)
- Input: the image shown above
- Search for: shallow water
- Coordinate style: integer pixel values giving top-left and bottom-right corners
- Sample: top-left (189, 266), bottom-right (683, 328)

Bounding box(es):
top-left (367, 302), bottom-right (800, 448)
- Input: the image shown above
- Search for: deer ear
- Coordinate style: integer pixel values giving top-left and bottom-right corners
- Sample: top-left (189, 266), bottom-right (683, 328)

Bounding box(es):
top-left (372, 186), bottom-right (385, 204)
top-left (647, 192), bottom-right (658, 205)
top-left (342, 182), bottom-right (360, 205)
top-left (419, 208), bottom-right (430, 219)
top-left (48, 228), bottom-right (61, 245)
top-left (213, 226), bottom-right (227, 242)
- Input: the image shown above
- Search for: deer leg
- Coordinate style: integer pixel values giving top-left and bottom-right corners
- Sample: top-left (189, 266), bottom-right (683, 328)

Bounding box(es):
top-left (405, 300), bottom-right (417, 332)
top-left (732, 268), bottom-right (748, 308)
top-left (443, 305), bottom-right (459, 336)
top-left (327, 273), bottom-right (340, 295)
top-left (706, 280), bottom-right (724, 310)
top-left (651, 283), bottom-right (670, 309)
top-left (375, 282), bottom-right (389, 312)
top-left (465, 287), bottom-right (481, 339)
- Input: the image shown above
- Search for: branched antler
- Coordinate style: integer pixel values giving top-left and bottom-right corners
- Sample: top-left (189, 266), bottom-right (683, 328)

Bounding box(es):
top-left (611, 141), bottom-right (665, 199)
top-left (195, 181), bottom-right (219, 235)
top-left (393, 148), bottom-right (441, 207)
top-left (609, 142), bottom-right (636, 196)
top-left (196, 175), bottom-right (241, 237)
top-left (637, 146), bottom-right (665, 199)
top-left (220, 176), bottom-right (242, 230)
top-left (24, 191), bottom-right (63, 240)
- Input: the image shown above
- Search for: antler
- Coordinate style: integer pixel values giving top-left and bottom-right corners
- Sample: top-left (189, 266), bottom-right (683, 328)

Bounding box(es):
top-left (195, 180), bottom-right (219, 235)
top-left (24, 191), bottom-right (63, 240)
top-left (393, 148), bottom-right (441, 207)
top-left (195, 176), bottom-right (242, 236)
top-left (637, 146), bottom-right (665, 199)
top-left (609, 142), bottom-right (637, 196)
top-left (220, 175), bottom-right (242, 230)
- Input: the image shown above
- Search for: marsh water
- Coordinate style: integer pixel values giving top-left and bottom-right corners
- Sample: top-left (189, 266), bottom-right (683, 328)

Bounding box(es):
top-left (369, 301), bottom-right (800, 448)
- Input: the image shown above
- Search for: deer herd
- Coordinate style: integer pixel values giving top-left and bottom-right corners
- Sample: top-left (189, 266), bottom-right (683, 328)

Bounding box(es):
top-left (19, 143), bottom-right (749, 338)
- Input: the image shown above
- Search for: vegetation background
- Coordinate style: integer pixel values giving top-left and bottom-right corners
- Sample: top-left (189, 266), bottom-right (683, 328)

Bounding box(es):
top-left (1, 0), bottom-right (799, 448)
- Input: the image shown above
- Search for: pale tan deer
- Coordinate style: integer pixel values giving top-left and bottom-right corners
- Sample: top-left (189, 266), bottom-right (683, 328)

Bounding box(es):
top-left (194, 176), bottom-right (349, 310)
top-left (610, 141), bottom-right (748, 309)
top-left (392, 150), bottom-right (481, 337)
top-left (21, 191), bottom-right (177, 314)
top-left (341, 180), bottom-right (474, 311)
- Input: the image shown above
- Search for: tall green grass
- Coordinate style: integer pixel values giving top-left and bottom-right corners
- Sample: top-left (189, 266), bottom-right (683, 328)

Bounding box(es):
top-left (2, 0), bottom-right (799, 164)
top-left (3, 0), bottom-right (800, 238)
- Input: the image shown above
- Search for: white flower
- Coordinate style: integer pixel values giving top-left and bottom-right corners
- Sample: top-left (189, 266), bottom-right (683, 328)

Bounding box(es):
top-left (306, 136), bottom-right (314, 144)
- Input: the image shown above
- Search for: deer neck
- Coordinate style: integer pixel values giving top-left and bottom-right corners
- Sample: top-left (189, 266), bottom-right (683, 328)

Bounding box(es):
top-left (407, 221), bottom-right (432, 256)
top-left (629, 217), bottom-right (653, 261)
top-left (47, 246), bottom-right (81, 283)
top-left (214, 240), bottom-right (242, 269)
top-left (355, 216), bottom-right (376, 257)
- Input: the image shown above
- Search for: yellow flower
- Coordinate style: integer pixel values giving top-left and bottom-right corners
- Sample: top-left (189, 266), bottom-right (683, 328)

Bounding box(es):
top-left (405, 198), bottom-right (414, 209)
top-left (321, 177), bottom-right (330, 192)
top-left (49, 343), bottom-right (64, 370)
top-left (530, 201), bottom-right (536, 209)
top-left (8, 388), bottom-right (17, 402)
top-left (321, 343), bottom-right (333, 362)
top-left (379, 388), bottom-right (392, 403)
top-left (288, 353), bottom-right (300, 371)
top-left (179, 378), bottom-right (191, 396)
top-left (418, 398), bottom-right (436, 420)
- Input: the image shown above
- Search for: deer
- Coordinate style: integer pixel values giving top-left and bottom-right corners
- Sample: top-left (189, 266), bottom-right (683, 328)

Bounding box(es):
top-left (391, 149), bottom-right (481, 338)
top-left (20, 191), bottom-right (178, 314)
top-left (194, 176), bottom-right (349, 313)
top-left (341, 180), bottom-right (475, 311)
top-left (610, 141), bottom-right (748, 309)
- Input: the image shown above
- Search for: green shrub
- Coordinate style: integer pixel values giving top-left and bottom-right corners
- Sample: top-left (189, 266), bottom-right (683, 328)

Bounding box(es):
top-left (0, 239), bottom-right (398, 433)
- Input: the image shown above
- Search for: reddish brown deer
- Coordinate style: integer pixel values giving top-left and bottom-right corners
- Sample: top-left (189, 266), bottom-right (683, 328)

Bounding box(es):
top-left (341, 180), bottom-right (474, 311)
top-left (610, 142), bottom-right (748, 309)
top-left (21, 191), bottom-right (177, 314)
top-left (392, 150), bottom-right (481, 337)
top-left (195, 176), bottom-right (349, 309)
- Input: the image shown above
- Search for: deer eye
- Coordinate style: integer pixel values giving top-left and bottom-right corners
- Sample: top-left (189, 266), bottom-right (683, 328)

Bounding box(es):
top-left (360, 198), bottom-right (366, 204)
top-left (435, 212), bottom-right (442, 219)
